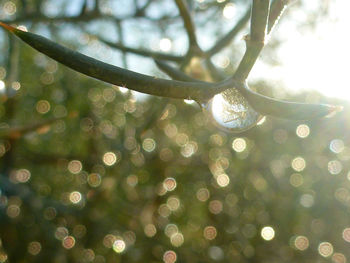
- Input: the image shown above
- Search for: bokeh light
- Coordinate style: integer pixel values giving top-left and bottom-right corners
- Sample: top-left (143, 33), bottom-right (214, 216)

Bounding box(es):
top-left (170, 233), bottom-right (184, 247)
top-left (67, 160), bottom-right (82, 174)
top-left (300, 194), bottom-right (314, 208)
top-left (165, 224), bottom-right (178, 238)
top-left (167, 196), bottom-right (180, 211)
top-left (62, 236), bottom-right (75, 249)
top-left (103, 234), bottom-right (116, 248)
top-left (163, 250), bottom-right (177, 263)
top-left (290, 173), bottom-right (303, 187)
top-left (103, 152), bottom-right (118, 166)
top-left (291, 157), bottom-right (306, 172)
top-left (204, 226), bottom-right (217, 240)
top-left (0, 80), bottom-right (5, 92)
top-left (296, 124), bottom-right (310, 138)
top-left (36, 100), bottom-right (51, 114)
top-left (159, 204), bottom-right (171, 217)
top-left (4, 1), bottom-right (16, 15)
top-left (142, 138), bottom-right (156, 152)
top-left (6, 205), bottom-right (20, 218)
top-left (159, 38), bottom-right (172, 52)
top-left (144, 224), bottom-right (157, 237)
top-left (27, 241), bottom-right (41, 256)
top-left (223, 3), bottom-right (236, 19)
top-left (163, 177), bottom-right (177, 191)
top-left (318, 242), bottom-right (333, 257)
top-left (69, 191), bottom-right (82, 204)
top-left (328, 160), bottom-right (342, 175)
top-left (87, 173), bottom-right (101, 187)
top-left (261, 226), bottom-right (275, 241)
top-left (112, 239), bottom-right (126, 253)
top-left (13, 169), bottom-right (31, 183)
top-left (342, 228), bottom-right (350, 242)
top-left (82, 249), bottom-right (95, 262)
top-left (0, 252), bottom-right (8, 263)
top-left (196, 188), bottom-right (210, 202)
top-left (330, 139), bottom-right (345, 153)
top-left (332, 253), bottom-right (346, 263)
top-left (55, 227), bottom-right (68, 240)
top-left (209, 200), bottom-right (223, 214)
top-left (209, 246), bottom-right (224, 261)
top-left (294, 236), bottom-right (309, 251)
top-left (216, 173), bottom-right (230, 187)
top-left (232, 138), bottom-right (246, 152)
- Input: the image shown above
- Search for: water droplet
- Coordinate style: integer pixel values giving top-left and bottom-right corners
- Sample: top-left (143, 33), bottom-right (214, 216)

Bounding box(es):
top-left (202, 88), bottom-right (262, 133)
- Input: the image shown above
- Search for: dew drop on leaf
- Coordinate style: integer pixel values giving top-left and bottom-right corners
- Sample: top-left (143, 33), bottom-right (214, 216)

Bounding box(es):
top-left (202, 88), bottom-right (262, 133)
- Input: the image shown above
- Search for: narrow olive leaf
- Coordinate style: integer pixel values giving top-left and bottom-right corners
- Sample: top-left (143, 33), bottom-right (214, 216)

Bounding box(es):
top-left (0, 22), bottom-right (212, 101)
top-left (233, 81), bottom-right (343, 120)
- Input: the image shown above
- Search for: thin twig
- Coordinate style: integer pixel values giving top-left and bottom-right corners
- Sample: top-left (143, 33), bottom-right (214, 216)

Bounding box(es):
top-left (94, 0), bottom-right (100, 14)
top-left (206, 8), bottom-right (251, 57)
top-left (115, 21), bottom-right (128, 68)
top-left (174, 0), bottom-right (201, 51)
top-left (98, 37), bottom-right (184, 62)
top-left (3, 11), bottom-right (176, 25)
top-left (135, 0), bottom-right (154, 16)
top-left (79, 0), bottom-right (89, 16)
top-left (155, 62), bottom-right (341, 120)
top-left (0, 118), bottom-right (62, 139)
top-left (4, 12), bottom-right (114, 24)
top-left (250, 0), bottom-right (270, 42)
top-left (155, 60), bottom-right (200, 82)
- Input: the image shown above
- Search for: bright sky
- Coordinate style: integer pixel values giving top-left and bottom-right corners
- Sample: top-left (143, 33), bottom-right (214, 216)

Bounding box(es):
top-left (253, 0), bottom-right (350, 101)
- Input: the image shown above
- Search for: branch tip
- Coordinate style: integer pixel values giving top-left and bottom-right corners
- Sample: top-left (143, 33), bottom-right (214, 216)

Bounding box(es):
top-left (330, 105), bottom-right (344, 113)
top-left (0, 21), bottom-right (17, 33)
top-left (325, 105), bottom-right (343, 118)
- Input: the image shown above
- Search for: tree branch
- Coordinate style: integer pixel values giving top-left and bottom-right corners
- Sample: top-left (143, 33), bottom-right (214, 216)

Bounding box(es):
top-left (79, 0), bottom-right (89, 17)
top-left (174, 0), bottom-right (201, 51)
top-left (250, 0), bottom-right (270, 42)
top-left (154, 64), bottom-right (342, 120)
top-left (135, 0), bottom-right (154, 17)
top-left (115, 21), bottom-right (128, 68)
top-left (0, 22), bottom-right (341, 121)
top-left (232, 81), bottom-right (343, 120)
top-left (233, 0), bottom-right (270, 82)
top-left (0, 23), bottom-right (213, 101)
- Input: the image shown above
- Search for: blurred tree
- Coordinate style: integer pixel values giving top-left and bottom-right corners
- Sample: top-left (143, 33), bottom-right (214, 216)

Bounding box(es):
top-left (0, 0), bottom-right (348, 263)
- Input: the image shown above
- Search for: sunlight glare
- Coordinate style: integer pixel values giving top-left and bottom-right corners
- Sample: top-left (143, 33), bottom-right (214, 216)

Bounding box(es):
top-left (253, 1), bottom-right (350, 100)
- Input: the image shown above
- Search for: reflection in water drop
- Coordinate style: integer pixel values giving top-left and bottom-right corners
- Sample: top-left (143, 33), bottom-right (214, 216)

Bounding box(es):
top-left (202, 88), bottom-right (262, 133)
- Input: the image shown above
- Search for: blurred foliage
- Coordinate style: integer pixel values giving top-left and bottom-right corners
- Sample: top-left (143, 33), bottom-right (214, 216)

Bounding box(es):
top-left (0, 0), bottom-right (349, 263)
